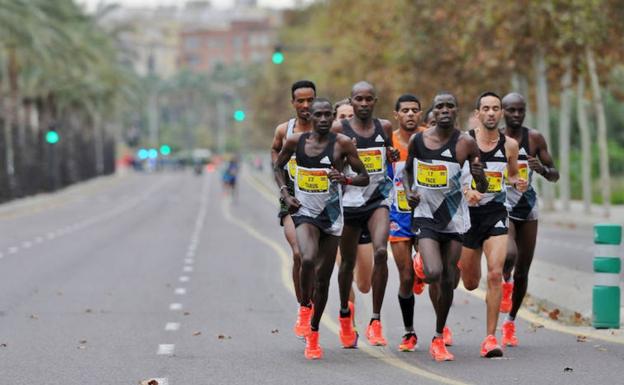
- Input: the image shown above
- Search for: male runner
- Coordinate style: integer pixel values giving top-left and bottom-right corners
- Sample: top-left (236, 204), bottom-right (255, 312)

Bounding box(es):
top-left (388, 94), bottom-right (426, 352)
top-left (274, 98), bottom-right (369, 360)
top-left (331, 81), bottom-right (399, 347)
top-left (404, 92), bottom-right (487, 361)
top-left (334, 99), bottom-right (374, 308)
top-left (459, 92), bottom-right (527, 358)
top-left (500, 92), bottom-right (559, 346)
top-left (270, 80), bottom-right (316, 337)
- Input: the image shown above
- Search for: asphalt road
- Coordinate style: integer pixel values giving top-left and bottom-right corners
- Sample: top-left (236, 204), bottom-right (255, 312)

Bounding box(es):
top-left (0, 169), bottom-right (622, 385)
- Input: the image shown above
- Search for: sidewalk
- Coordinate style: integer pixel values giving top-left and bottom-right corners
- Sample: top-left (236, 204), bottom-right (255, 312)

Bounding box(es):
top-left (540, 199), bottom-right (624, 229)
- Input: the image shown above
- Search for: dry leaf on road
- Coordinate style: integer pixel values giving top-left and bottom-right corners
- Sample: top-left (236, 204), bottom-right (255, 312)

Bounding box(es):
top-left (548, 309), bottom-right (560, 320)
top-left (193, 331), bottom-right (202, 336)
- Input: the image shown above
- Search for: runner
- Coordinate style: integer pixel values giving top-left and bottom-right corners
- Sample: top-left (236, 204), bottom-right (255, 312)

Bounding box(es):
top-left (388, 94), bottom-right (426, 352)
top-left (333, 99), bottom-right (374, 313)
top-left (459, 91), bottom-right (527, 358)
top-left (403, 91), bottom-right (488, 361)
top-left (270, 80), bottom-right (316, 337)
top-left (331, 81), bottom-right (399, 347)
top-left (221, 155), bottom-right (239, 198)
top-left (500, 92), bottom-right (559, 347)
top-left (273, 98), bottom-right (369, 359)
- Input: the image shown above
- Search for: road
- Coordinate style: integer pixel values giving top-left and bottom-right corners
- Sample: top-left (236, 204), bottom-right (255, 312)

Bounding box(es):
top-left (0, 169), bottom-right (622, 385)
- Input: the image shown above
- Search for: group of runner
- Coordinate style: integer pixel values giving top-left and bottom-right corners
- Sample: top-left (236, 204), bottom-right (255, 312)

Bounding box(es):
top-left (271, 80), bottom-right (559, 361)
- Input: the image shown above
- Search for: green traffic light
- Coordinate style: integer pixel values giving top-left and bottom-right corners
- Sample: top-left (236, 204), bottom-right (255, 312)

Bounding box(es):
top-left (160, 144), bottom-right (171, 155)
top-left (233, 110), bottom-right (246, 122)
top-left (46, 131), bottom-right (59, 144)
top-left (272, 51), bottom-right (284, 64)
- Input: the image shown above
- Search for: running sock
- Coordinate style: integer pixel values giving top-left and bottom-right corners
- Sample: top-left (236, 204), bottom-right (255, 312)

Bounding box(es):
top-left (435, 332), bottom-right (443, 339)
top-left (371, 313), bottom-right (380, 321)
top-left (340, 307), bottom-right (350, 317)
top-left (398, 293), bottom-right (415, 330)
top-left (506, 315), bottom-right (515, 322)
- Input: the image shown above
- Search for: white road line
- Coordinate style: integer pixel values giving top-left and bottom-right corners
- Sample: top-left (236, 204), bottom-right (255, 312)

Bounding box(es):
top-left (157, 344), bottom-right (175, 355)
top-left (22, 241), bottom-right (32, 248)
top-left (8, 247), bottom-right (18, 254)
top-left (183, 266), bottom-right (193, 273)
top-left (47, 233), bottom-right (55, 240)
top-left (35, 237), bottom-right (44, 243)
top-left (179, 276), bottom-right (190, 283)
top-left (0, 252), bottom-right (4, 259)
top-left (165, 322), bottom-right (180, 331)
top-left (169, 303), bottom-right (183, 311)
top-left (186, 251), bottom-right (195, 258)
top-left (174, 288), bottom-right (186, 295)
top-left (184, 258), bottom-right (194, 265)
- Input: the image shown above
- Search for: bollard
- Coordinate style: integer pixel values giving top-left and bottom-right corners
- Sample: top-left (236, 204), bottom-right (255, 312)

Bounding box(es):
top-left (593, 224), bottom-right (622, 329)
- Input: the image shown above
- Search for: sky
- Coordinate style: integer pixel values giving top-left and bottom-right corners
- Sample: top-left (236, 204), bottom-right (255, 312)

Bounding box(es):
top-left (78, 0), bottom-right (300, 10)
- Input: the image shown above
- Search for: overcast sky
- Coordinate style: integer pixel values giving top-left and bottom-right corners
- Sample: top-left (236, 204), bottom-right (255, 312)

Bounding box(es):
top-left (78, 0), bottom-right (299, 10)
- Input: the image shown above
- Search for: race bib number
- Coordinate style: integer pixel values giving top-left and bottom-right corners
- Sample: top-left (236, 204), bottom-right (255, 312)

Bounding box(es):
top-left (416, 161), bottom-right (448, 189)
top-left (287, 156), bottom-right (297, 181)
top-left (474, 170), bottom-right (504, 193)
top-left (396, 190), bottom-right (411, 212)
top-left (504, 162), bottom-right (528, 187)
top-left (358, 148), bottom-right (384, 174)
top-left (297, 167), bottom-right (329, 193)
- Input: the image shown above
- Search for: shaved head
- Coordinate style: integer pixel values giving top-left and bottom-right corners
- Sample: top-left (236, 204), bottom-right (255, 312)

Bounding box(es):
top-left (502, 92), bottom-right (526, 108)
top-left (351, 81), bottom-right (375, 97)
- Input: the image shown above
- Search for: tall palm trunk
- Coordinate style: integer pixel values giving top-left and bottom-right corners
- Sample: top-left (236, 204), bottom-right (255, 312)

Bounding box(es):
top-left (534, 47), bottom-right (554, 210)
top-left (2, 48), bottom-right (16, 194)
top-left (576, 75), bottom-right (592, 214)
top-left (586, 47), bottom-right (611, 217)
top-left (557, 57), bottom-right (573, 211)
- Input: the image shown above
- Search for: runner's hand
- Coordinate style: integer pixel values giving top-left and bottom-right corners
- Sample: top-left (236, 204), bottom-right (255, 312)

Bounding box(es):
top-left (387, 146), bottom-right (400, 162)
top-left (514, 178), bottom-right (528, 193)
top-left (406, 190), bottom-right (421, 208)
top-left (465, 190), bottom-right (482, 206)
top-left (284, 195), bottom-right (301, 214)
top-left (470, 156), bottom-right (484, 178)
top-left (328, 168), bottom-right (347, 184)
top-left (527, 155), bottom-right (545, 174)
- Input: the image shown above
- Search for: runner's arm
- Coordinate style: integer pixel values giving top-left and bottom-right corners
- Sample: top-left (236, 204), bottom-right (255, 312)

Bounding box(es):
top-left (465, 137), bottom-right (488, 193)
top-left (505, 136), bottom-right (527, 192)
top-left (270, 123), bottom-right (287, 166)
top-left (403, 134), bottom-right (420, 207)
top-left (273, 136), bottom-right (297, 197)
top-left (530, 131), bottom-right (560, 182)
top-left (340, 137), bottom-right (369, 187)
top-left (381, 119), bottom-right (400, 161)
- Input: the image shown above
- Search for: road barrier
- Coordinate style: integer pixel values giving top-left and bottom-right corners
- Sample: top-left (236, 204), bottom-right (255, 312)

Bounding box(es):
top-left (593, 224), bottom-right (622, 328)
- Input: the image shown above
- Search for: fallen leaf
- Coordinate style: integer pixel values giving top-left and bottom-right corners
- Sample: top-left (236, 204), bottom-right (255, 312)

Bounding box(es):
top-left (217, 334), bottom-right (232, 340)
top-left (85, 309), bottom-right (93, 314)
top-left (548, 309), bottom-right (560, 320)
top-left (0, 343), bottom-right (7, 347)
top-left (183, 312), bottom-right (191, 316)
top-left (193, 331), bottom-right (202, 336)
top-left (271, 329), bottom-right (279, 334)
top-left (548, 277), bottom-right (556, 282)
top-left (576, 335), bottom-right (587, 342)
top-left (79, 340), bottom-right (87, 344)
top-left (139, 380), bottom-right (159, 385)
top-left (77, 345), bottom-right (86, 350)
top-left (563, 367), bottom-right (573, 373)
top-left (57, 291), bottom-right (63, 296)
top-left (29, 314), bottom-right (39, 320)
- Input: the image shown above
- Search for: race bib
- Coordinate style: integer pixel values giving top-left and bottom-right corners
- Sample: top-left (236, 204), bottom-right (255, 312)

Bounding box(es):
top-left (297, 167), bottom-right (329, 193)
top-left (474, 170), bottom-right (504, 193)
top-left (393, 161), bottom-right (410, 212)
top-left (416, 161), bottom-right (448, 189)
top-left (358, 148), bottom-right (384, 174)
top-left (287, 156), bottom-right (297, 181)
top-left (504, 162), bottom-right (528, 187)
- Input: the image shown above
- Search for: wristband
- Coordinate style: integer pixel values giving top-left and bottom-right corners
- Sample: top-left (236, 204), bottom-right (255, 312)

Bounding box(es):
top-left (279, 185), bottom-right (288, 192)
top-left (345, 176), bottom-right (353, 185)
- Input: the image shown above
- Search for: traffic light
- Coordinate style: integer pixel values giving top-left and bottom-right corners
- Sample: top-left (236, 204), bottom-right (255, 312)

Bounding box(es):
top-left (160, 144), bottom-right (171, 156)
top-left (137, 148), bottom-right (149, 160)
top-left (272, 46), bottom-right (284, 64)
top-left (46, 129), bottom-right (59, 144)
top-left (233, 110), bottom-right (246, 122)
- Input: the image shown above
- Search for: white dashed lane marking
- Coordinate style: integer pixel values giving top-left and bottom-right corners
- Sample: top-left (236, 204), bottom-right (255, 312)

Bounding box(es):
top-left (157, 344), bottom-right (175, 355)
top-left (174, 288), bottom-right (186, 295)
top-left (169, 303), bottom-right (183, 311)
top-left (179, 276), bottom-right (190, 283)
top-left (183, 266), bottom-right (193, 273)
top-left (165, 322), bottom-right (180, 331)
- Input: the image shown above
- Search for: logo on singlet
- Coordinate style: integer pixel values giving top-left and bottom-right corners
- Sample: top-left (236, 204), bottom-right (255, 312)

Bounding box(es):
top-left (441, 149), bottom-right (452, 158)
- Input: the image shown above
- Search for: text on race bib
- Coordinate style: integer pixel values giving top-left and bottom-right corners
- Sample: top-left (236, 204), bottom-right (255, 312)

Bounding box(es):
top-left (297, 168), bottom-right (329, 193)
top-left (473, 170), bottom-right (504, 193)
top-left (358, 148), bottom-right (384, 174)
top-left (416, 161), bottom-right (448, 188)
top-left (287, 156), bottom-right (297, 180)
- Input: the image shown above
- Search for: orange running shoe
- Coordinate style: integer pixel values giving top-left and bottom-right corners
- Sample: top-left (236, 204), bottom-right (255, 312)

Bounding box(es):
top-left (366, 320), bottom-right (387, 346)
top-left (500, 281), bottom-right (513, 313)
top-left (339, 311), bottom-right (358, 348)
top-left (398, 332), bottom-right (418, 352)
top-left (304, 331), bottom-right (323, 360)
top-left (348, 301), bottom-right (356, 327)
top-left (294, 305), bottom-right (313, 338)
top-left (413, 252), bottom-right (426, 280)
top-left (502, 320), bottom-right (518, 347)
top-left (480, 335), bottom-right (503, 358)
top-left (443, 326), bottom-right (453, 346)
top-left (430, 336), bottom-right (454, 361)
